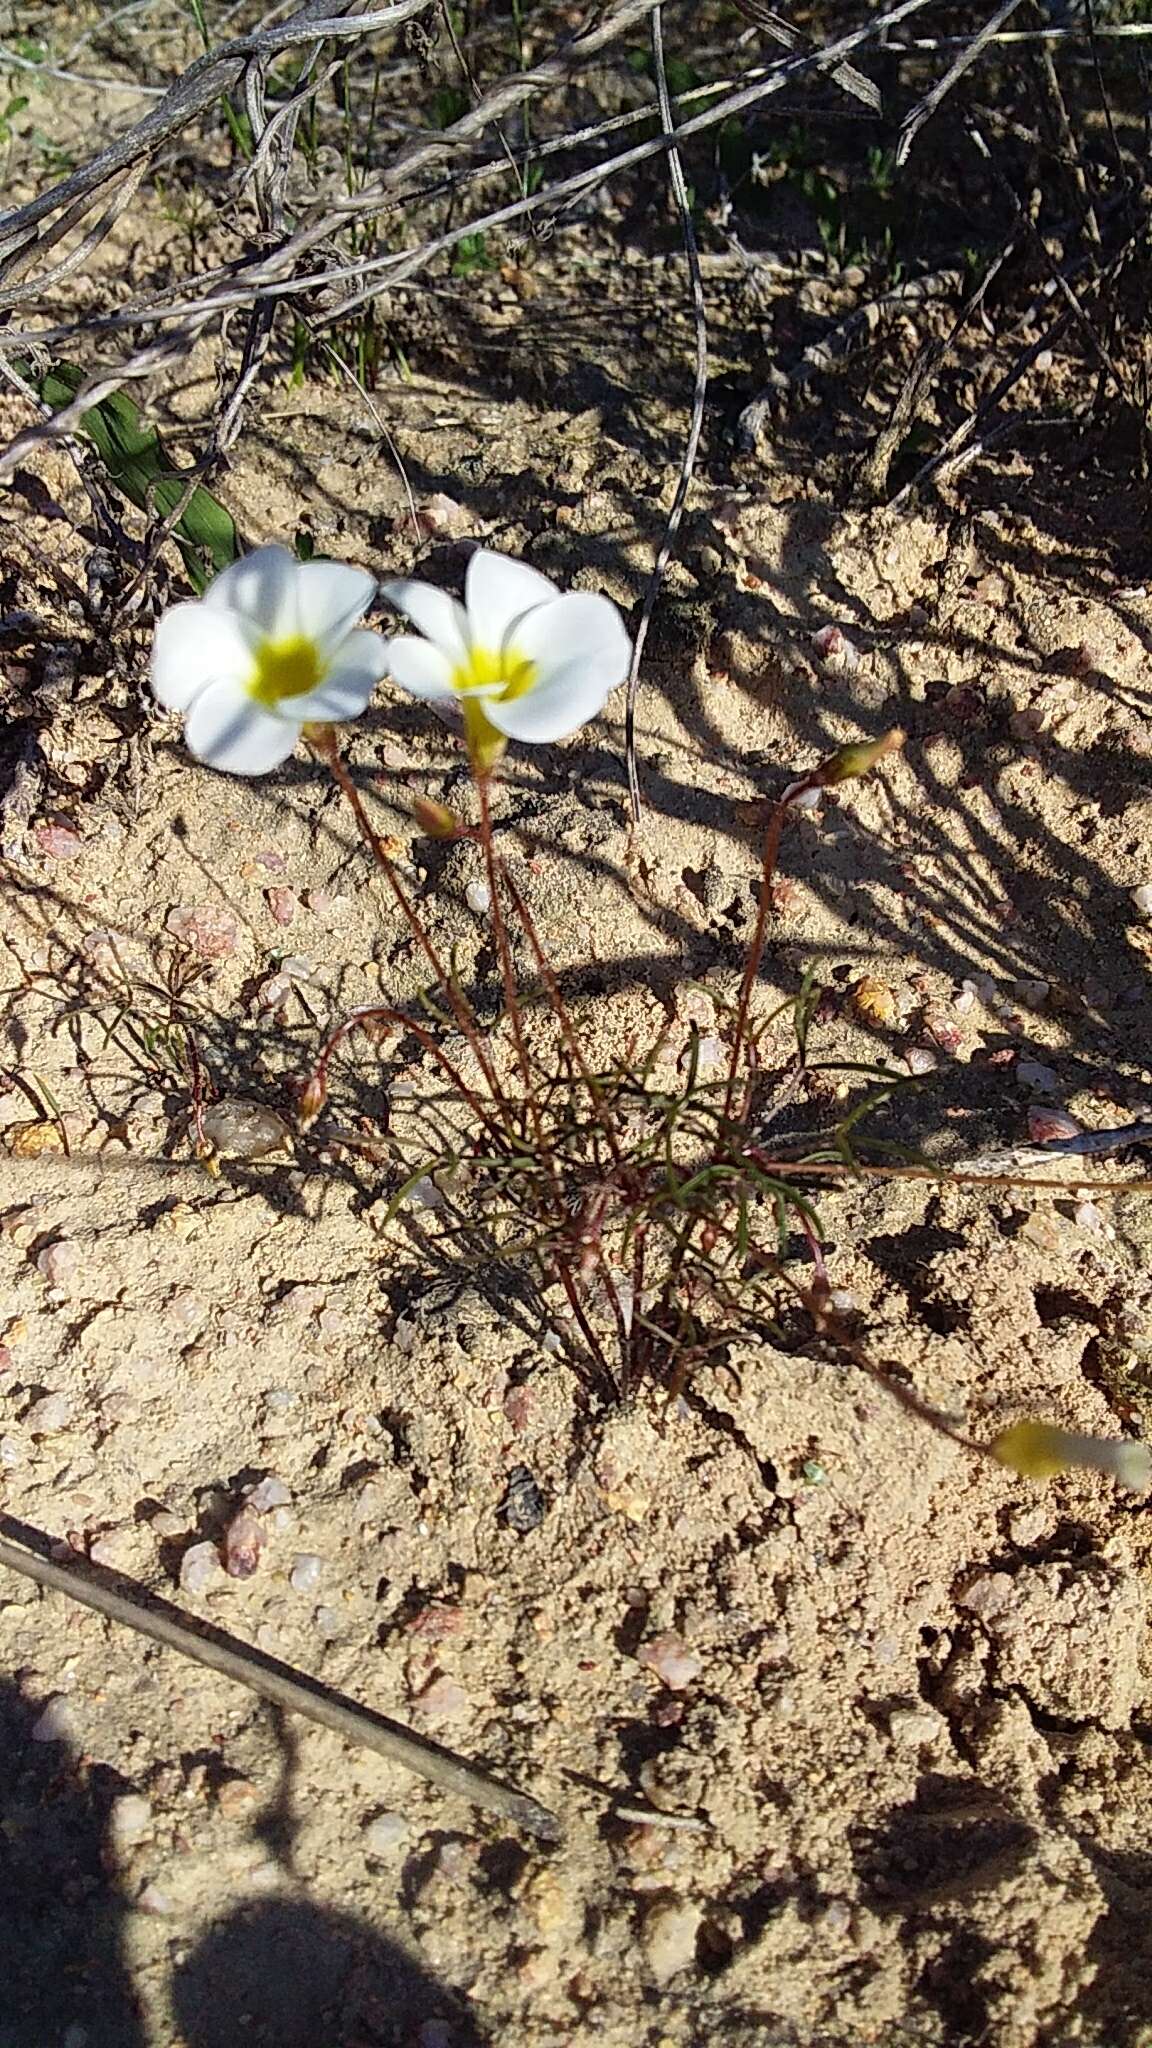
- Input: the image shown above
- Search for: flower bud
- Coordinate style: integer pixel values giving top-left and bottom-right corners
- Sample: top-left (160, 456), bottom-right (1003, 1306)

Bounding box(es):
top-left (411, 795), bottom-right (461, 840)
top-left (991, 1419), bottom-right (1152, 1492)
top-left (296, 1071), bottom-right (327, 1129)
top-left (817, 728), bottom-right (905, 787)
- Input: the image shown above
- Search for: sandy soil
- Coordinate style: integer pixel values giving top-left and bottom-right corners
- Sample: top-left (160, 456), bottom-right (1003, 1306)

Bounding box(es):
top-left (3, 27), bottom-right (1152, 2047)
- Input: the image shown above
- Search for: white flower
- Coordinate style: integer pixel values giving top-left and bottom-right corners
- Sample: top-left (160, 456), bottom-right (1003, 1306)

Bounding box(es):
top-left (151, 544), bottom-right (388, 775)
top-left (381, 548), bottom-right (631, 769)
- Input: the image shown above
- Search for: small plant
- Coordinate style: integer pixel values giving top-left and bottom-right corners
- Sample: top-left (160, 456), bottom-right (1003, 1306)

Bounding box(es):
top-left (148, 542), bottom-right (1152, 1487)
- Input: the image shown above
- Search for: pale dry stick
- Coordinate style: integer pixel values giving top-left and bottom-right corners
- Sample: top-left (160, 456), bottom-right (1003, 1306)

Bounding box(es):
top-left (896, 0), bottom-right (1024, 165)
top-left (853, 235), bottom-right (1018, 504)
top-left (624, 2), bottom-right (708, 828)
top-left (737, 265), bottom-right (965, 452)
top-left (0, 48), bottom-right (168, 94)
top-left (968, 122), bottom-right (1132, 409)
top-left (281, 0), bottom-right (941, 337)
top-left (886, 22), bottom-right (1152, 48)
top-left (0, 0), bottom-right (430, 270)
top-left (0, 1526), bottom-right (560, 1842)
top-left (0, 157), bottom-right (149, 310)
top-left (0, 0), bottom-right (936, 354)
top-left (1037, 39), bottom-right (1101, 247)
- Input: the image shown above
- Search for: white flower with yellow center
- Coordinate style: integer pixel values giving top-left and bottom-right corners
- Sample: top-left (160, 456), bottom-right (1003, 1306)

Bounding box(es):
top-left (382, 548), bottom-right (632, 772)
top-left (151, 544), bottom-right (388, 775)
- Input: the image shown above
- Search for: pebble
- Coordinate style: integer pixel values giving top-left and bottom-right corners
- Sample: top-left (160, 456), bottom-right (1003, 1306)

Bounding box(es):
top-left (109, 1793), bottom-right (153, 1843)
top-left (500, 1466), bottom-right (546, 1534)
top-left (1132, 885), bottom-right (1152, 917)
top-left (313, 1605), bottom-right (343, 1641)
top-left (411, 1674), bottom-right (469, 1724)
top-left (637, 1632), bottom-right (701, 1692)
top-left (464, 880), bottom-right (492, 916)
top-left (36, 1240), bottom-right (83, 1294)
top-left (35, 823), bottom-right (84, 860)
top-left (905, 1046), bottom-right (938, 1075)
top-left (266, 887), bottom-right (298, 926)
top-left (887, 1706), bottom-right (945, 1749)
top-left (223, 1506), bottom-right (265, 1579)
top-left (290, 1553), bottom-right (324, 1594)
top-left (165, 903), bottom-right (239, 960)
top-left (1016, 1057), bottom-right (1059, 1094)
top-left (1027, 1106), bottom-right (1080, 1144)
top-left (959, 1570), bottom-right (1015, 1621)
top-left (179, 1540), bottom-right (224, 1595)
top-left (136, 1883), bottom-right (173, 1917)
top-left (810, 624), bottom-right (861, 675)
top-left (246, 1475), bottom-right (292, 1512)
top-left (0, 1435), bottom-right (21, 1468)
top-left (31, 1694), bottom-right (77, 1743)
top-left (643, 1899), bottom-right (702, 1983)
top-left (217, 1777), bottom-right (256, 1818)
top-left (363, 1810), bottom-right (410, 1856)
top-left (26, 1391), bottom-right (74, 1434)
top-left (199, 1098), bottom-right (292, 1161)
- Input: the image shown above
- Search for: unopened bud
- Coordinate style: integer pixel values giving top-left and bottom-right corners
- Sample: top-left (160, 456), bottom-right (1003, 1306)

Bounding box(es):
top-left (411, 795), bottom-right (461, 840)
top-left (991, 1419), bottom-right (1152, 1493)
top-left (297, 1072), bottom-right (327, 1129)
top-left (818, 728), bottom-right (905, 787)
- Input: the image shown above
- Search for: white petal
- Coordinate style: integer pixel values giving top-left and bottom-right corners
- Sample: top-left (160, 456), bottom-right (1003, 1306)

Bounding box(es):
top-left (381, 578), bottom-right (469, 663)
top-left (293, 559), bottom-right (376, 653)
top-left (465, 549), bottom-right (560, 649)
top-left (483, 655), bottom-right (617, 743)
top-left (202, 545), bottom-right (299, 637)
top-left (385, 635), bottom-right (457, 700)
top-left (151, 602), bottom-right (256, 711)
top-left (183, 679), bottom-right (299, 776)
top-left (490, 592), bottom-right (630, 743)
top-left (287, 631), bottom-right (389, 721)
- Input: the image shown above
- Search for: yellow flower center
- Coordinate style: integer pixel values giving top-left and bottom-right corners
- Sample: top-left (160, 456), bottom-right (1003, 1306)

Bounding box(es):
top-left (451, 643), bottom-right (537, 702)
top-left (249, 634), bottom-right (324, 709)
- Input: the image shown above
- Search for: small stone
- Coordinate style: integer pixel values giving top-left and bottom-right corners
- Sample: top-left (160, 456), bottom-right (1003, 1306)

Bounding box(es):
top-left (952, 988), bottom-right (976, 1016)
top-left (500, 1466), bottom-right (546, 1535)
top-left (290, 1553), bottom-right (324, 1594)
top-left (246, 1475), bottom-right (292, 1512)
top-left (266, 887), bottom-right (297, 926)
top-left (1027, 1106), bottom-right (1080, 1144)
top-left (223, 1506), bottom-right (265, 1579)
top-left (0, 1435), bottom-right (21, 1468)
top-left (36, 1240), bottom-right (82, 1293)
top-left (1131, 885), bottom-right (1152, 918)
top-left (411, 1674), bottom-right (469, 1724)
top-left (136, 1883), bottom-right (173, 1917)
top-left (35, 823), bottom-right (84, 860)
top-left (313, 1605), bottom-right (343, 1641)
top-left (1017, 1056), bottom-right (1059, 1093)
top-left (109, 1793), bottom-right (152, 1843)
top-left (905, 1046), bottom-right (938, 1075)
top-left (643, 1900), bottom-right (702, 1984)
top-left (179, 1540), bottom-right (224, 1595)
top-left (217, 1777), bottom-right (256, 1819)
top-left (959, 1571), bottom-right (1015, 1621)
top-left (199, 1097), bottom-right (292, 1161)
top-left (887, 1706), bottom-right (945, 1749)
top-left (63, 2026), bottom-right (88, 2048)
top-left (637, 1632), bottom-right (701, 1692)
top-left (1012, 978), bottom-right (1050, 1009)
top-left (464, 880), bottom-right (491, 917)
top-left (363, 1810), bottom-right (410, 1856)
top-left (810, 624), bottom-right (860, 675)
top-left (26, 1391), bottom-right (73, 1434)
top-left (31, 1694), bottom-right (77, 1743)
top-left (165, 903), bottom-right (239, 960)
